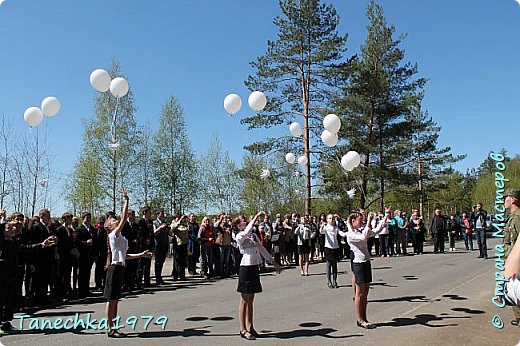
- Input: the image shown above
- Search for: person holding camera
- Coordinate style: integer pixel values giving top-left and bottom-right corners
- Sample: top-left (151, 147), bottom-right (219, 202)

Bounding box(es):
top-left (153, 209), bottom-right (170, 285)
top-left (170, 215), bottom-right (189, 281)
top-left (295, 216), bottom-right (314, 276)
top-left (215, 213), bottom-right (233, 279)
top-left (472, 203), bottom-right (488, 259)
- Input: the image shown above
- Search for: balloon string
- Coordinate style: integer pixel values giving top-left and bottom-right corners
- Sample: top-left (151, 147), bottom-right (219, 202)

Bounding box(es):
top-left (111, 96), bottom-right (120, 143)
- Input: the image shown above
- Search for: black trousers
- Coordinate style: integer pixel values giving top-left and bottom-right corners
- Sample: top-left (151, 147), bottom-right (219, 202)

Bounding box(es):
top-left (32, 259), bottom-right (52, 302)
top-left (137, 257), bottom-right (151, 286)
top-left (188, 247), bottom-right (199, 275)
top-left (124, 256), bottom-right (138, 289)
top-left (154, 244), bottom-right (168, 283)
top-left (94, 256), bottom-right (107, 289)
top-left (433, 232), bottom-right (445, 253)
top-left (0, 268), bottom-right (16, 322)
top-left (413, 233), bottom-right (424, 254)
top-left (78, 258), bottom-right (93, 295)
top-left (171, 245), bottom-right (187, 280)
top-left (58, 256), bottom-right (72, 297)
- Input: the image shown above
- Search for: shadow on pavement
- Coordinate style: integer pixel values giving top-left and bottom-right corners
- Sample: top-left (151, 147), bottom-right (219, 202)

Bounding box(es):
top-left (377, 313), bottom-right (470, 328)
top-left (369, 295), bottom-right (429, 303)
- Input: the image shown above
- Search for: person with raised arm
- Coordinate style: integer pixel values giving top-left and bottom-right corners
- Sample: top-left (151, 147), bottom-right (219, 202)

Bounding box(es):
top-left (235, 210), bottom-right (282, 340)
top-left (103, 188), bottom-right (153, 338)
top-left (346, 207), bottom-right (391, 329)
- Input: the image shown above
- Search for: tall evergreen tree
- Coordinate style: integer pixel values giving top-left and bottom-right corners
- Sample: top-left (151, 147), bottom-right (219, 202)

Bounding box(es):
top-left (244, 0), bottom-right (347, 215)
top-left (333, 0), bottom-right (426, 210)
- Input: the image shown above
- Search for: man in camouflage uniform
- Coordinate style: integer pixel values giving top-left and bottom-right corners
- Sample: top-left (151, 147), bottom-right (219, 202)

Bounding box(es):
top-left (504, 188), bottom-right (520, 326)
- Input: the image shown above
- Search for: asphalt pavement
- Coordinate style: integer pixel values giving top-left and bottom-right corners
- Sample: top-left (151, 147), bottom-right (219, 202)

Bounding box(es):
top-left (1, 237), bottom-right (519, 346)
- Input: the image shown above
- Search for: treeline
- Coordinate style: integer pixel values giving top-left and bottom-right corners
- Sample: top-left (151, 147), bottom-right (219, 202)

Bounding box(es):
top-left (1, 1), bottom-right (516, 219)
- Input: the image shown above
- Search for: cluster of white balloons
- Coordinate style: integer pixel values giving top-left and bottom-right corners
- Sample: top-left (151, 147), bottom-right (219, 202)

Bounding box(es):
top-left (341, 150), bottom-right (361, 171)
top-left (284, 152), bottom-right (308, 167)
top-left (23, 96), bottom-right (61, 128)
top-left (90, 69), bottom-right (129, 98)
top-left (321, 114), bottom-right (341, 147)
top-left (223, 91), bottom-right (267, 115)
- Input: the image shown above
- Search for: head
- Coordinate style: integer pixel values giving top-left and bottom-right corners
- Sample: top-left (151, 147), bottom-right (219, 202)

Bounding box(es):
top-left (188, 213), bottom-right (196, 223)
top-left (156, 209), bottom-right (165, 221)
top-left (435, 209), bottom-right (441, 216)
top-left (62, 212), bottom-right (73, 225)
top-left (412, 209), bottom-right (419, 217)
top-left (81, 211), bottom-right (91, 226)
top-left (4, 221), bottom-right (18, 239)
top-left (476, 203), bottom-right (482, 211)
top-left (141, 206), bottom-right (151, 220)
top-left (450, 213), bottom-right (456, 220)
top-left (201, 216), bottom-right (210, 227)
top-left (128, 209), bottom-right (136, 222)
top-left (505, 189), bottom-right (520, 210)
top-left (104, 215), bottom-right (119, 232)
top-left (275, 213), bottom-right (281, 222)
top-left (72, 217), bottom-right (79, 228)
top-left (38, 208), bottom-right (51, 224)
top-left (326, 214), bottom-right (335, 225)
top-left (96, 215), bottom-right (106, 226)
top-left (348, 212), bottom-right (365, 229)
top-left (263, 215), bottom-right (269, 223)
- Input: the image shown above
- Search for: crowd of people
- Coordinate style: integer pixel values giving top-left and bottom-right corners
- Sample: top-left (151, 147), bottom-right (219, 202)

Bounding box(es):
top-left (1, 193), bottom-right (518, 336)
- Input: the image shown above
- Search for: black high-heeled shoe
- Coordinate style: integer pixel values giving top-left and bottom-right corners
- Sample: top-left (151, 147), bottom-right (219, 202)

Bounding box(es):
top-left (356, 321), bottom-right (376, 329)
top-left (240, 331), bottom-right (256, 340)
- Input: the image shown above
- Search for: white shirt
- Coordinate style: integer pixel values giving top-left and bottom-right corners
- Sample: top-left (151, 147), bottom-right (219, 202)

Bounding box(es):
top-left (319, 224), bottom-right (347, 249)
top-left (236, 220), bottom-right (274, 266)
top-left (295, 224), bottom-right (313, 246)
top-left (109, 231), bottom-right (129, 266)
top-left (347, 221), bottom-right (385, 263)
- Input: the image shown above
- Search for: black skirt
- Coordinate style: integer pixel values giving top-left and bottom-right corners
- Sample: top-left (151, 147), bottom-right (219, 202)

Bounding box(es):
top-left (104, 264), bottom-right (125, 300)
top-left (324, 247), bottom-right (339, 262)
top-left (237, 265), bottom-right (262, 294)
top-left (352, 261), bottom-right (372, 284)
top-left (298, 242), bottom-right (311, 255)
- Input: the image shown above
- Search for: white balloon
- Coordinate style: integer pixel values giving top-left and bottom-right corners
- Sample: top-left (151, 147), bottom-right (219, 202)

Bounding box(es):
top-left (248, 91), bottom-right (267, 112)
top-left (41, 96), bottom-right (61, 117)
top-left (110, 77), bottom-right (129, 98)
top-left (23, 107), bottom-right (44, 127)
top-left (224, 93), bottom-right (242, 115)
top-left (285, 152), bottom-right (296, 164)
top-left (289, 122), bottom-right (302, 137)
top-left (321, 129), bottom-right (338, 147)
top-left (323, 114), bottom-right (341, 133)
top-left (297, 155), bottom-right (308, 166)
top-left (346, 150), bottom-right (361, 168)
top-left (90, 69), bottom-right (111, 92)
top-left (341, 154), bottom-right (354, 171)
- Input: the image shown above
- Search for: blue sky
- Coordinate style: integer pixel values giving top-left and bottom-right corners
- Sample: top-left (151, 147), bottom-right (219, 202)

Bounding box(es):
top-left (0, 0), bottom-right (519, 213)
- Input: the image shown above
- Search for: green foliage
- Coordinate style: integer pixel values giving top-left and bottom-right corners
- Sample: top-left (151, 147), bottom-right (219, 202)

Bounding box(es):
top-left (150, 96), bottom-right (197, 216)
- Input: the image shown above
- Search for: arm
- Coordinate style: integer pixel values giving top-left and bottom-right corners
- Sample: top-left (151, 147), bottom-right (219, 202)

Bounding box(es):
top-left (504, 227), bottom-right (520, 278)
top-left (369, 210), bottom-right (391, 236)
top-left (235, 211), bottom-right (264, 246)
top-left (111, 188), bottom-right (129, 237)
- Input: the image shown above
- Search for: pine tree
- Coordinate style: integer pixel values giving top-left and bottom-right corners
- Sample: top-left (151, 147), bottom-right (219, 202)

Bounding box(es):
top-left (244, 0), bottom-right (347, 215)
top-left (333, 0), bottom-right (426, 211)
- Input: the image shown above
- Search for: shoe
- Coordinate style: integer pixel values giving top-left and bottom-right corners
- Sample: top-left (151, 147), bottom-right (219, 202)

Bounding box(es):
top-left (333, 282), bottom-right (338, 288)
top-left (1, 322), bottom-right (20, 334)
top-left (356, 320), bottom-right (377, 329)
top-left (327, 282), bottom-right (333, 289)
top-left (511, 319), bottom-right (519, 326)
top-left (484, 256), bottom-right (488, 259)
top-left (380, 255), bottom-right (384, 258)
top-left (249, 328), bottom-right (260, 338)
top-left (240, 331), bottom-right (256, 340)
top-left (107, 329), bottom-right (127, 338)
top-left (477, 255), bottom-right (483, 258)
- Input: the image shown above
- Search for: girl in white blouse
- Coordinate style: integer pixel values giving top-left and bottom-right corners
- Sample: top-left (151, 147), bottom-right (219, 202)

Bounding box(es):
top-left (346, 208), bottom-right (390, 329)
top-left (235, 211), bottom-right (282, 340)
top-left (103, 189), bottom-right (153, 338)
top-left (319, 214), bottom-right (348, 288)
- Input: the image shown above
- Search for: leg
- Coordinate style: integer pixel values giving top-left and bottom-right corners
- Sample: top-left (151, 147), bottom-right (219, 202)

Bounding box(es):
top-left (326, 260), bottom-right (332, 286)
top-left (246, 294), bottom-right (255, 332)
top-left (332, 260), bottom-right (338, 287)
top-left (304, 254), bottom-right (310, 275)
top-left (299, 254), bottom-right (304, 274)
